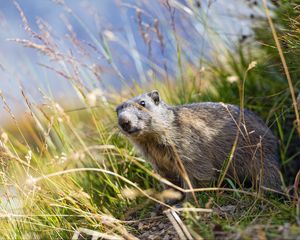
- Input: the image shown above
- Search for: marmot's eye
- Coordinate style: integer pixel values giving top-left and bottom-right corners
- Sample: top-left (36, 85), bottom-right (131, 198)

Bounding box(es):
top-left (139, 100), bottom-right (146, 107)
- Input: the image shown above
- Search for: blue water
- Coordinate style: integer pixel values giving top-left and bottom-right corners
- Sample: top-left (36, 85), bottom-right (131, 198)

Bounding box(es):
top-left (0, 0), bottom-right (260, 124)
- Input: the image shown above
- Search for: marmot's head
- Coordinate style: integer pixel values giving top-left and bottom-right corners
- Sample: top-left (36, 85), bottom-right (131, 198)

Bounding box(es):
top-left (116, 90), bottom-right (165, 138)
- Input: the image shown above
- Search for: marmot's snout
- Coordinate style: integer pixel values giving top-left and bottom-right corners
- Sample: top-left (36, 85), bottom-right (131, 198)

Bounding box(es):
top-left (118, 114), bottom-right (132, 133)
top-left (116, 103), bottom-right (133, 133)
top-left (117, 108), bottom-right (141, 135)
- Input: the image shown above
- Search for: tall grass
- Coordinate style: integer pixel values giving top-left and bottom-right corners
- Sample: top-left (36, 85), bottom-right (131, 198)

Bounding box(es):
top-left (0, 1), bottom-right (299, 239)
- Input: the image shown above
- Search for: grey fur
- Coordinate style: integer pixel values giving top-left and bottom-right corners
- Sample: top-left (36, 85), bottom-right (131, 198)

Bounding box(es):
top-left (116, 90), bottom-right (281, 192)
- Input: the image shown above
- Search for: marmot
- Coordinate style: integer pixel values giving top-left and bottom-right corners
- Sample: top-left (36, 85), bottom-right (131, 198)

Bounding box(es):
top-left (116, 90), bottom-right (281, 196)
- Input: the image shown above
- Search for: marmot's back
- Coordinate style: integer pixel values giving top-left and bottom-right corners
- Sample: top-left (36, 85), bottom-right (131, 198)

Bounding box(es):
top-left (173, 102), bottom-right (280, 189)
top-left (116, 91), bottom-right (281, 191)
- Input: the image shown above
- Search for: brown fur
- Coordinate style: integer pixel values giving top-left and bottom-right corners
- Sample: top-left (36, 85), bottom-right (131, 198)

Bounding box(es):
top-left (116, 91), bottom-right (281, 192)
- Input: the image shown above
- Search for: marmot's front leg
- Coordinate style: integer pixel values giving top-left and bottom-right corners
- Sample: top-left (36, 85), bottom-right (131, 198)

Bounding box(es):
top-left (164, 177), bottom-right (186, 206)
top-left (153, 176), bottom-right (184, 214)
top-left (157, 171), bottom-right (186, 207)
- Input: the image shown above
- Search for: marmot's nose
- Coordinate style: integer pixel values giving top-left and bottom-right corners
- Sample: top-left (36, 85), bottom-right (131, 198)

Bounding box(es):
top-left (118, 116), bottom-right (132, 132)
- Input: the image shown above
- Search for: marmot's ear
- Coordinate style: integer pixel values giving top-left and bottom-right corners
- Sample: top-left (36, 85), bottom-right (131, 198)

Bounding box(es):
top-left (148, 90), bottom-right (160, 105)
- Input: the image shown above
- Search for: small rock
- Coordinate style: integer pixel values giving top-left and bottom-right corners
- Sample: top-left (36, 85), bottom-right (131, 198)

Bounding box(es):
top-left (163, 234), bottom-right (170, 240)
top-left (158, 223), bottom-right (165, 229)
top-left (150, 211), bottom-right (157, 218)
top-left (138, 222), bottom-right (143, 230)
top-left (220, 205), bottom-right (236, 213)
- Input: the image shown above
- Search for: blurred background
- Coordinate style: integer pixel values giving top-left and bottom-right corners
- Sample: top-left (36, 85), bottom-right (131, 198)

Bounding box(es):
top-left (0, 0), bottom-right (259, 124)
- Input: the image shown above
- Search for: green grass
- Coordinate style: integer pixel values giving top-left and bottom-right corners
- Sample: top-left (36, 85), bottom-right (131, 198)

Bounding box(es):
top-left (0, 0), bottom-right (300, 239)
